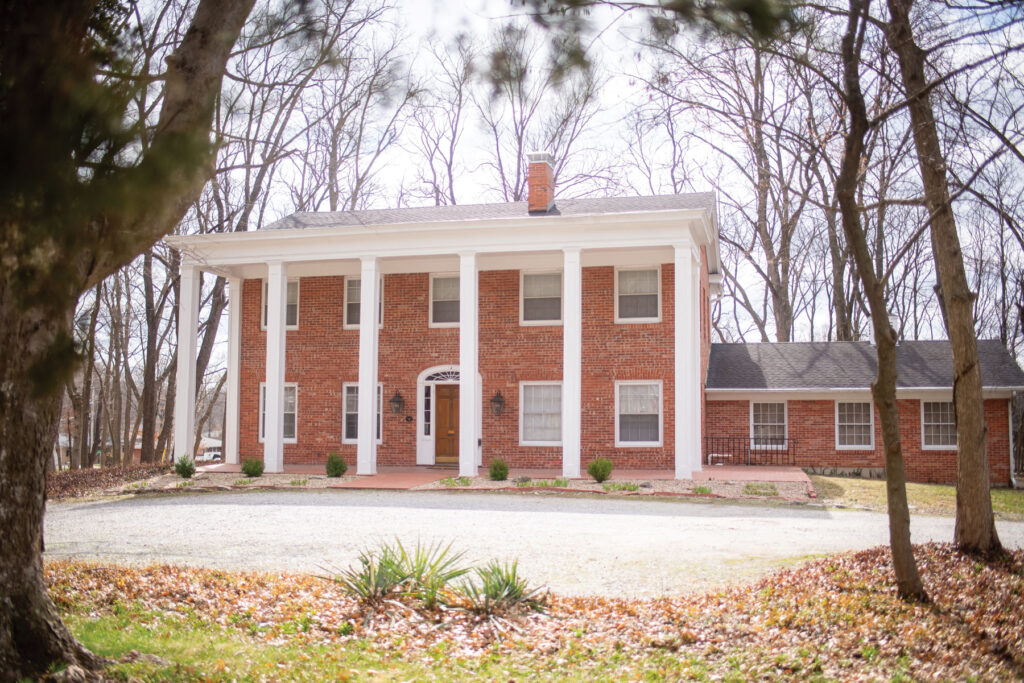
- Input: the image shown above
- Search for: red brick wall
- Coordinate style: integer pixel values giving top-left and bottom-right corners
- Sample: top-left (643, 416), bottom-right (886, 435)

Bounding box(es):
top-left (239, 265), bottom-right (679, 470)
top-left (705, 397), bottom-right (1012, 485)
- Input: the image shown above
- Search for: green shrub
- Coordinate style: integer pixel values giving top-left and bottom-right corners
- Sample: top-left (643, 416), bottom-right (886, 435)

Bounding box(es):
top-left (397, 540), bottom-right (470, 609)
top-left (174, 455), bottom-right (195, 479)
top-left (241, 458), bottom-right (264, 478)
top-left (326, 452), bottom-right (347, 478)
top-left (441, 476), bottom-right (471, 487)
top-left (693, 485), bottom-right (712, 495)
top-left (602, 481), bottom-right (639, 492)
top-left (489, 458), bottom-right (509, 481)
top-left (459, 560), bottom-right (546, 615)
top-left (587, 457), bottom-right (613, 483)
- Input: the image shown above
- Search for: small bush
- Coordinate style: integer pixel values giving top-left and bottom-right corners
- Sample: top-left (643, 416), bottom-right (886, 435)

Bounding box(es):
top-left (232, 478), bottom-right (250, 486)
top-left (333, 543), bottom-right (408, 605)
top-left (587, 458), bottom-right (613, 483)
top-left (693, 485), bottom-right (712, 495)
top-left (398, 540), bottom-right (470, 609)
top-left (174, 455), bottom-right (195, 479)
top-left (489, 458), bottom-right (509, 481)
top-left (459, 560), bottom-right (546, 615)
top-left (241, 458), bottom-right (264, 478)
top-left (326, 452), bottom-right (347, 478)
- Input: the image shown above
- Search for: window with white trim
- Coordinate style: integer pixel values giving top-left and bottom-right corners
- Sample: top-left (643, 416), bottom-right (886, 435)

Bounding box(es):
top-left (836, 401), bottom-right (873, 449)
top-left (615, 267), bottom-right (660, 322)
top-left (430, 275), bottom-right (459, 326)
top-left (521, 271), bottom-right (562, 324)
top-left (616, 381), bottom-right (661, 446)
top-left (261, 280), bottom-right (299, 329)
top-left (922, 401), bottom-right (956, 448)
top-left (343, 276), bottom-right (383, 328)
top-left (342, 383), bottom-right (382, 443)
top-left (751, 402), bottom-right (786, 448)
top-left (259, 383), bottom-right (297, 442)
top-left (520, 382), bottom-right (562, 445)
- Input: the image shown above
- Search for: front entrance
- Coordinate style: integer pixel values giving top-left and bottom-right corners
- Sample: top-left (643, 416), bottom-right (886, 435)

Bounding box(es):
top-left (434, 384), bottom-right (459, 464)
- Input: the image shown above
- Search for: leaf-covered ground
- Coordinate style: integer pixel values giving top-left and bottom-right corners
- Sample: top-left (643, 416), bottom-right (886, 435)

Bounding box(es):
top-left (47, 464), bottom-right (171, 500)
top-left (47, 543), bottom-right (1024, 681)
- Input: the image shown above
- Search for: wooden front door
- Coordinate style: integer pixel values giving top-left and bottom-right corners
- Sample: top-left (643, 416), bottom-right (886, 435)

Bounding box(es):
top-left (435, 385), bottom-right (459, 464)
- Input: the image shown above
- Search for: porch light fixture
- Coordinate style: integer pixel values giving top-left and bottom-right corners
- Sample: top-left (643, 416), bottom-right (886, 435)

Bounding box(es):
top-left (490, 390), bottom-right (505, 416)
top-left (389, 391), bottom-right (405, 414)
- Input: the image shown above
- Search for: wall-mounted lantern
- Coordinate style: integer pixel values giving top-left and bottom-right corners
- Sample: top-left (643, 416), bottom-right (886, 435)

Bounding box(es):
top-left (490, 390), bottom-right (505, 416)
top-left (389, 391), bottom-right (405, 414)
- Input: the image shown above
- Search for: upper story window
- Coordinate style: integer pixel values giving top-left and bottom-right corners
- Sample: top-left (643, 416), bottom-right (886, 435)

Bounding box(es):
top-left (430, 275), bottom-right (460, 327)
top-left (343, 276), bottom-right (383, 329)
top-left (751, 402), bottom-right (786, 448)
top-left (836, 401), bottom-right (873, 449)
top-left (521, 271), bottom-right (562, 325)
top-left (922, 401), bottom-right (956, 449)
top-left (262, 280), bottom-right (299, 330)
top-left (615, 267), bottom-right (660, 323)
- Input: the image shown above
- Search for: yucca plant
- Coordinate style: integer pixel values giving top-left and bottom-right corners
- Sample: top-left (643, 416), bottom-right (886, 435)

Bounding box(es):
top-left (332, 543), bottom-right (408, 605)
top-left (397, 540), bottom-right (470, 609)
top-left (459, 560), bottom-right (546, 615)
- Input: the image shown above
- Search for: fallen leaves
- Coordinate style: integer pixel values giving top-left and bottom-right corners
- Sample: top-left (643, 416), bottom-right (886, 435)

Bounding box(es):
top-left (45, 543), bottom-right (1024, 680)
top-left (47, 464), bottom-right (170, 500)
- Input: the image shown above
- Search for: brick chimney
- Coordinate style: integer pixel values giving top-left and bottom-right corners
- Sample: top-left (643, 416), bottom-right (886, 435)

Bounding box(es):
top-left (527, 151), bottom-right (555, 213)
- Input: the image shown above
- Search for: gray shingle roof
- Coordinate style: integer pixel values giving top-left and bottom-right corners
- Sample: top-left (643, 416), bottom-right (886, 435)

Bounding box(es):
top-left (263, 193), bottom-right (716, 230)
top-left (706, 340), bottom-right (1024, 390)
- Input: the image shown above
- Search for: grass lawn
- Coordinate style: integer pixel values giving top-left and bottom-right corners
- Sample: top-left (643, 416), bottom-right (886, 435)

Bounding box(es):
top-left (810, 474), bottom-right (1024, 520)
top-left (47, 543), bottom-right (1024, 681)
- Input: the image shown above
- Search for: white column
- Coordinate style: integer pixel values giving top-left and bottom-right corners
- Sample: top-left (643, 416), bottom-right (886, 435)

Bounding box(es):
top-left (691, 257), bottom-right (704, 476)
top-left (173, 264), bottom-right (201, 462)
top-left (562, 248), bottom-right (582, 478)
top-left (459, 252), bottom-right (480, 477)
top-left (263, 262), bottom-right (287, 473)
top-left (357, 257), bottom-right (380, 475)
top-left (224, 277), bottom-right (242, 465)
top-left (674, 244), bottom-right (698, 479)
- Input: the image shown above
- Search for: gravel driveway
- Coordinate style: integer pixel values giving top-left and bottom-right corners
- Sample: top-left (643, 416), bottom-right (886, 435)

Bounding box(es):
top-left (44, 490), bottom-right (1024, 597)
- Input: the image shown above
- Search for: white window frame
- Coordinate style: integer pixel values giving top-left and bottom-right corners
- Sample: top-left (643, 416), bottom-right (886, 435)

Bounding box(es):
top-left (341, 382), bottom-right (383, 445)
top-left (614, 380), bottom-right (663, 448)
top-left (519, 270), bottom-right (563, 326)
top-left (750, 401), bottom-right (787, 450)
top-left (835, 400), bottom-right (874, 450)
top-left (519, 381), bottom-right (563, 446)
top-left (429, 273), bottom-right (460, 328)
top-left (261, 279), bottom-right (300, 331)
top-left (342, 275), bottom-right (384, 330)
top-left (614, 266), bottom-right (661, 324)
top-left (921, 400), bottom-right (957, 450)
top-left (258, 382), bottom-right (298, 444)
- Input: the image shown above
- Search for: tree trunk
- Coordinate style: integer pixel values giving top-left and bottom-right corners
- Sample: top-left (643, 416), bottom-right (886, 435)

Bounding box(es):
top-left (884, 0), bottom-right (1001, 554)
top-left (835, 0), bottom-right (927, 601)
top-left (0, 302), bottom-right (104, 679)
top-left (140, 250), bottom-right (158, 463)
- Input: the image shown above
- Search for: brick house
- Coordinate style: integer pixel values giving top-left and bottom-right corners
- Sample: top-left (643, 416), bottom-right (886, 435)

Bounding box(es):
top-left (168, 153), bottom-right (1023, 485)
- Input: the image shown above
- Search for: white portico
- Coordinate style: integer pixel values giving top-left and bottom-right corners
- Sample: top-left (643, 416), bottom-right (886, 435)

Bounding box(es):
top-left (169, 158), bottom-right (718, 479)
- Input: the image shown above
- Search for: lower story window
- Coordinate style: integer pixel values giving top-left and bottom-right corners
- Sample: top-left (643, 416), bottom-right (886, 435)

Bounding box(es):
top-left (616, 381), bottom-right (661, 446)
top-left (752, 402), bottom-right (786, 448)
top-left (343, 383), bottom-right (382, 443)
top-left (520, 382), bottom-right (562, 445)
top-left (922, 401), bottom-right (955, 448)
top-left (259, 383), bottom-right (297, 442)
top-left (836, 401), bottom-right (873, 449)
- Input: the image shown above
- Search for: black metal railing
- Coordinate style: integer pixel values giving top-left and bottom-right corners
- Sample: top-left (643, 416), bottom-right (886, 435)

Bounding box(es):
top-left (703, 436), bottom-right (798, 466)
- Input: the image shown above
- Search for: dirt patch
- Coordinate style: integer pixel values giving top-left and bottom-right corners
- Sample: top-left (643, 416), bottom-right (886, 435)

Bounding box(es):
top-left (47, 464), bottom-right (171, 500)
top-left (125, 471), bottom-right (359, 493)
